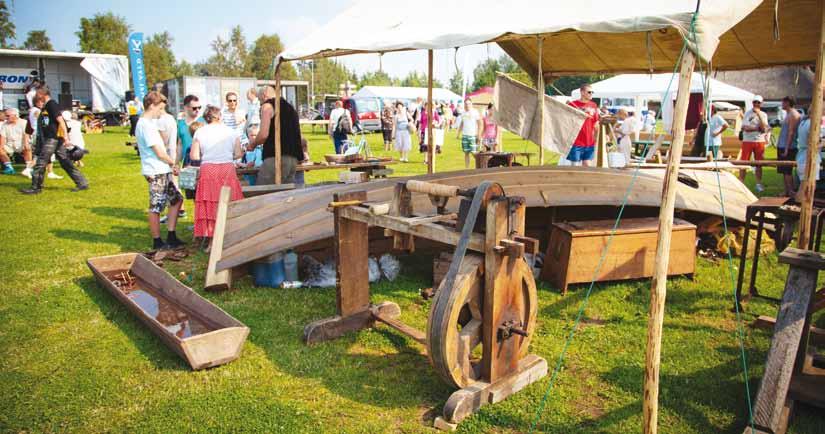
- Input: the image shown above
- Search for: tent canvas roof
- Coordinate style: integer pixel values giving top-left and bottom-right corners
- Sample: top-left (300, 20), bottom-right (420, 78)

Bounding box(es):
top-left (278, 0), bottom-right (819, 75)
top-left (570, 73), bottom-right (756, 103)
top-left (352, 86), bottom-right (462, 102)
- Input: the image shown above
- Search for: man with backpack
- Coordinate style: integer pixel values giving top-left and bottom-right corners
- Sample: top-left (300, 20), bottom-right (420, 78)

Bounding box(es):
top-left (329, 100), bottom-right (352, 154)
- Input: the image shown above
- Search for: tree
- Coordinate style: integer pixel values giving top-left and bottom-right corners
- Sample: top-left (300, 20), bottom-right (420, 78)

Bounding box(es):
top-left (0, 1), bottom-right (15, 48)
top-left (550, 75), bottom-right (611, 96)
top-left (470, 55), bottom-right (527, 91)
top-left (22, 30), bottom-right (53, 51)
top-left (203, 25), bottom-right (250, 76)
top-left (76, 12), bottom-right (130, 55)
top-left (400, 71), bottom-right (427, 88)
top-left (296, 58), bottom-right (352, 101)
top-left (359, 70), bottom-right (396, 87)
top-left (173, 60), bottom-right (197, 77)
top-left (247, 34), bottom-right (296, 80)
top-left (143, 32), bottom-right (176, 86)
top-left (448, 69), bottom-right (465, 95)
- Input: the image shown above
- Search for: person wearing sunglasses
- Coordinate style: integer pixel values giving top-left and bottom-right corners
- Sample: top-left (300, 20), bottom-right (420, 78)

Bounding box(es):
top-left (740, 95), bottom-right (769, 192)
top-left (177, 95), bottom-right (204, 167)
top-left (567, 84), bottom-right (600, 166)
top-left (221, 92), bottom-right (248, 148)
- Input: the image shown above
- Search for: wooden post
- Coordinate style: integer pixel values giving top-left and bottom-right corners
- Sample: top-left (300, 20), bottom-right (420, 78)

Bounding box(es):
top-left (798, 8), bottom-right (825, 249)
top-left (274, 61), bottom-right (283, 185)
top-left (204, 186), bottom-right (232, 291)
top-left (536, 36), bottom-right (545, 165)
top-left (427, 50), bottom-right (435, 174)
top-left (643, 50), bottom-right (696, 434)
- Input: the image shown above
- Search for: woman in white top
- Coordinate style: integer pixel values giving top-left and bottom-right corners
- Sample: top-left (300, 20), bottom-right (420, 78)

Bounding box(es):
top-left (391, 101), bottom-right (413, 162)
top-left (190, 105), bottom-right (244, 246)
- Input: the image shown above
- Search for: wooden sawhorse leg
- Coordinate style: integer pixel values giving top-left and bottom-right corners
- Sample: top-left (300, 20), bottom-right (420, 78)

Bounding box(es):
top-left (303, 191), bottom-right (400, 344)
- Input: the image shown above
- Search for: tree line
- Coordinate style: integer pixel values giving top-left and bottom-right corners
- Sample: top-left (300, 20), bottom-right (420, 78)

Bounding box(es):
top-left (0, 2), bottom-right (605, 100)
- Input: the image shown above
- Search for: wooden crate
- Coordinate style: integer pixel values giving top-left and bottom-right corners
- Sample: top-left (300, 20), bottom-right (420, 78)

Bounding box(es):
top-left (540, 217), bottom-right (696, 294)
top-left (339, 171), bottom-right (369, 184)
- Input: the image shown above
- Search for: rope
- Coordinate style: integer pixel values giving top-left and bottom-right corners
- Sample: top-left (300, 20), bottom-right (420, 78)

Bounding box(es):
top-left (528, 32), bottom-right (689, 434)
top-left (693, 32), bottom-right (757, 434)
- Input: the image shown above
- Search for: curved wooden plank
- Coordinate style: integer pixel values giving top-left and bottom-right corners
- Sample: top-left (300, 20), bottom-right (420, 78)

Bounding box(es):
top-left (213, 166), bottom-right (756, 273)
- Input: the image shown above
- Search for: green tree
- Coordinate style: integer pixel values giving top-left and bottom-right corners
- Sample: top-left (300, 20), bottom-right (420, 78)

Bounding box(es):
top-left (247, 34), bottom-right (296, 80)
top-left (467, 54), bottom-right (532, 92)
top-left (143, 32), bottom-right (176, 86)
top-left (297, 58), bottom-right (352, 102)
top-left (0, 1), bottom-right (15, 48)
top-left (22, 30), bottom-right (53, 51)
top-left (448, 69), bottom-right (464, 95)
top-left (358, 70), bottom-right (396, 87)
top-left (400, 71), bottom-right (427, 87)
top-left (203, 26), bottom-right (249, 76)
top-left (76, 12), bottom-right (130, 55)
top-left (173, 60), bottom-right (197, 77)
top-left (550, 75), bottom-right (611, 96)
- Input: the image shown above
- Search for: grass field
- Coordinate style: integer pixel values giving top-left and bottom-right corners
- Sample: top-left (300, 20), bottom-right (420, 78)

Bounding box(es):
top-left (1, 125), bottom-right (824, 433)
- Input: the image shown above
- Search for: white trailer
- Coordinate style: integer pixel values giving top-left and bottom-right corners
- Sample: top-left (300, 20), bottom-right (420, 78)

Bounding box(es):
top-left (0, 49), bottom-right (129, 116)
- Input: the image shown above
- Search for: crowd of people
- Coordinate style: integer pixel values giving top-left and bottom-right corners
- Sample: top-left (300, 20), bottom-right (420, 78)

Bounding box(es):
top-left (332, 95), bottom-right (500, 168)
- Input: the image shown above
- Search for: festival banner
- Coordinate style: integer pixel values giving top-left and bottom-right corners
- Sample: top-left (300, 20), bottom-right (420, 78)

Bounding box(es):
top-left (127, 32), bottom-right (147, 101)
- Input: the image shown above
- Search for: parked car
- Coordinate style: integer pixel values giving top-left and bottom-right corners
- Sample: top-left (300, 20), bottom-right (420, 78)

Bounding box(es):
top-left (352, 97), bottom-right (381, 132)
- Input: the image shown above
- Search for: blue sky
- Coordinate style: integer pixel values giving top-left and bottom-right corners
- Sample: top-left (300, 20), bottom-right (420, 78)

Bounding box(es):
top-left (9, 0), bottom-right (504, 86)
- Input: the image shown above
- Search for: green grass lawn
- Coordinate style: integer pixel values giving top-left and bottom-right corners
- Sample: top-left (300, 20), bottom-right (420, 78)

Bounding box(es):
top-left (1, 126), bottom-right (824, 433)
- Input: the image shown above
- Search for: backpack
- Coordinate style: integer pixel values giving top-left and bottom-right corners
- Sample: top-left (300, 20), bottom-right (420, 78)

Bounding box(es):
top-left (335, 111), bottom-right (353, 135)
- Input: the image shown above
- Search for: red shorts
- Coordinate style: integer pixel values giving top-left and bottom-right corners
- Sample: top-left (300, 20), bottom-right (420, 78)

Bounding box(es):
top-left (740, 141), bottom-right (765, 161)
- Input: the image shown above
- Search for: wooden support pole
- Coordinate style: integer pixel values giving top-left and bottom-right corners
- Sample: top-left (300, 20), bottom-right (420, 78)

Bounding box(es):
top-left (536, 36), bottom-right (545, 166)
top-left (798, 8), bottom-right (825, 249)
top-left (643, 50), bottom-right (696, 434)
top-left (274, 61), bottom-right (283, 185)
top-left (427, 49), bottom-right (435, 174)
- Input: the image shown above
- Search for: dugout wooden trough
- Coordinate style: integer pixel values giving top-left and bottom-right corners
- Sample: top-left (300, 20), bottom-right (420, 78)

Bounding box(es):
top-left (87, 253), bottom-right (249, 370)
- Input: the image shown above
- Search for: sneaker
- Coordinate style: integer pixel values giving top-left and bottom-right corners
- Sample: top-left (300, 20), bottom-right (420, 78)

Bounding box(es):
top-left (47, 172), bottom-right (63, 180)
top-left (2, 165), bottom-right (14, 175)
top-left (71, 185), bottom-right (89, 192)
top-left (21, 167), bottom-right (32, 179)
top-left (178, 210), bottom-right (187, 219)
top-left (755, 183), bottom-right (764, 193)
top-left (20, 188), bottom-right (41, 195)
top-left (160, 215), bottom-right (168, 224)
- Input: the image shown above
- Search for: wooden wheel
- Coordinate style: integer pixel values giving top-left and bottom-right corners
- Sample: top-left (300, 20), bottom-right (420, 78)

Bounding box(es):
top-left (426, 253), bottom-right (538, 389)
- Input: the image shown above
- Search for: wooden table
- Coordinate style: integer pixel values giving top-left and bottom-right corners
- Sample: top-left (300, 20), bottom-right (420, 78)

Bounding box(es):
top-left (297, 160), bottom-right (397, 180)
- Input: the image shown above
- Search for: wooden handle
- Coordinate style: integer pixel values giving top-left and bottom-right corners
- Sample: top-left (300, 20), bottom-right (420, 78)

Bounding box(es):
top-left (328, 200), bottom-right (362, 209)
top-left (405, 180), bottom-right (459, 197)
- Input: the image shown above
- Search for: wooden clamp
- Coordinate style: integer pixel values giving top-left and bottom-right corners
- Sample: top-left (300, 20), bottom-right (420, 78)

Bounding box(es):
top-left (494, 239), bottom-right (525, 258)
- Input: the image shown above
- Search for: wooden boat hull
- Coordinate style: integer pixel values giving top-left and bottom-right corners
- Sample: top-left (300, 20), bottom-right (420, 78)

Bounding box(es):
top-left (210, 166), bottom-right (757, 275)
top-left (87, 253), bottom-right (249, 370)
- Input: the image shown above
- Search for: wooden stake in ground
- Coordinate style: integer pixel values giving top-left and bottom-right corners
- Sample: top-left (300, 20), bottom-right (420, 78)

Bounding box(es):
top-left (427, 49), bottom-right (435, 174)
top-left (536, 36), bottom-right (545, 166)
top-left (274, 61), bottom-right (283, 185)
top-left (798, 8), bottom-right (825, 249)
top-left (643, 49), bottom-right (696, 434)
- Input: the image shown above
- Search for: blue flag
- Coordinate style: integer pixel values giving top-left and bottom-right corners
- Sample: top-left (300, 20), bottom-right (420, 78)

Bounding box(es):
top-left (128, 32), bottom-right (147, 101)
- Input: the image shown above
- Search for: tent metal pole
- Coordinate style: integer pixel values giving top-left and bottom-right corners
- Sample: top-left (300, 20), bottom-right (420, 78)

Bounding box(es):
top-left (643, 49), bottom-right (696, 434)
top-left (537, 36), bottom-right (545, 165)
top-left (427, 50), bottom-right (435, 174)
top-left (274, 60), bottom-right (283, 185)
top-left (798, 7), bottom-right (825, 249)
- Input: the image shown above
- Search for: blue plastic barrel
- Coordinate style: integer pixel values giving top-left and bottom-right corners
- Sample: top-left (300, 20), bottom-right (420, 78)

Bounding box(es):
top-left (252, 253), bottom-right (286, 287)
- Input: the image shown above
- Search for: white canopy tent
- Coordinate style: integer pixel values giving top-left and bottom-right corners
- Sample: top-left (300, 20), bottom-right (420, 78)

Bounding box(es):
top-left (570, 73), bottom-right (756, 113)
top-left (353, 86), bottom-right (462, 103)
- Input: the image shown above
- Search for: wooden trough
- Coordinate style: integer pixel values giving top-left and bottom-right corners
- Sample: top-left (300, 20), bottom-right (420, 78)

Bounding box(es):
top-left (87, 253), bottom-right (249, 370)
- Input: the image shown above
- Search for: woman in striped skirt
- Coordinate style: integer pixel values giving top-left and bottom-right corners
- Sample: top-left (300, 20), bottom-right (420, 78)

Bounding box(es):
top-left (190, 105), bottom-right (244, 251)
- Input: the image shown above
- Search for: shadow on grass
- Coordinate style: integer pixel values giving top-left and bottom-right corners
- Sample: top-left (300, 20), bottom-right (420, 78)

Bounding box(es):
top-left (90, 206), bottom-right (146, 222)
top-left (74, 275), bottom-right (189, 372)
top-left (51, 226), bottom-right (147, 251)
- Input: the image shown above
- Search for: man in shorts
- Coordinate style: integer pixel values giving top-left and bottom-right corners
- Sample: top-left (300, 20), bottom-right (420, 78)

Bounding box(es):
top-left (567, 83), bottom-right (600, 166)
top-left (0, 108), bottom-right (31, 176)
top-left (740, 95), bottom-right (770, 192)
top-left (454, 98), bottom-right (482, 168)
top-left (136, 91), bottom-right (184, 250)
top-left (776, 96), bottom-right (801, 196)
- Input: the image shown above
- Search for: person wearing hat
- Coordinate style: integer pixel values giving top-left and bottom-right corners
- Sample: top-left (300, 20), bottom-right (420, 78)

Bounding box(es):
top-left (739, 95), bottom-right (770, 192)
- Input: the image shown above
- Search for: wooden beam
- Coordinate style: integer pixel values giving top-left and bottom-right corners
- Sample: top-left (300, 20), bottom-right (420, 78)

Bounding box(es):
top-left (274, 61), bottom-right (283, 185)
top-left (536, 36), bottom-right (545, 166)
top-left (427, 50), bottom-right (435, 174)
top-left (371, 305), bottom-right (426, 346)
top-left (798, 7), bottom-right (825, 248)
top-left (204, 186), bottom-right (232, 291)
top-left (643, 49), bottom-right (696, 434)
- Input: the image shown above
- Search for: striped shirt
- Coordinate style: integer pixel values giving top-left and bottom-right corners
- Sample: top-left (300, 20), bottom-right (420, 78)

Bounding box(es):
top-left (222, 107), bottom-right (248, 145)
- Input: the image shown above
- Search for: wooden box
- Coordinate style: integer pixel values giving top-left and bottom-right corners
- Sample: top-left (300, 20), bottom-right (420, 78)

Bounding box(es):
top-left (339, 171), bottom-right (369, 184)
top-left (540, 217), bottom-right (696, 294)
